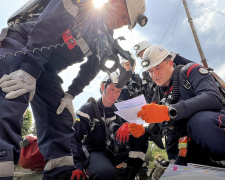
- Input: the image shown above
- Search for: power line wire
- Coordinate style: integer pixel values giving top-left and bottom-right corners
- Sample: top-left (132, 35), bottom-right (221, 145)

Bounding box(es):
top-left (169, 0), bottom-right (181, 50)
top-left (159, 1), bottom-right (182, 44)
top-left (158, 0), bottom-right (225, 69)
top-left (206, 59), bottom-right (225, 68)
top-left (190, 0), bottom-right (225, 17)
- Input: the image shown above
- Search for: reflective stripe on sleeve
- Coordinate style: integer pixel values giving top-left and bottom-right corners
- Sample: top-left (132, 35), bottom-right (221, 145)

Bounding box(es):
top-left (129, 151), bottom-right (146, 161)
top-left (77, 110), bottom-right (90, 119)
top-left (44, 156), bottom-right (74, 171)
top-left (62, 0), bottom-right (79, 18)
top-left (178, 143), bottom-right (187, 149)
top-left (75, 37), bottom-right (92, 57)
top-left (0, 161), bottom-right (14, 177)
top-left (104, 115), bottom-right (117, 122)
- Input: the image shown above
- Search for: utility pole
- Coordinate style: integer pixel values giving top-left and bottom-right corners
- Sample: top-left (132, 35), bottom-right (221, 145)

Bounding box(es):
top-left (182, 0), bottom-right (208, 68)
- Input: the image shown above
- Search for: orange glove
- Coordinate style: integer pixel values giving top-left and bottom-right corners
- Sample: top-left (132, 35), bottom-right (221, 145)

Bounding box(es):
top-left (137, 104), bottom-right (170, 123)
top-left (128, 123), bottom-right (145, 138)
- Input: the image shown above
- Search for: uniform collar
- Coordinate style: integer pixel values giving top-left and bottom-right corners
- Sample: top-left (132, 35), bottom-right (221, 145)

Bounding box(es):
top-left (98, 98), bottom-right (117, 112)
top-left (161, 75), bottom-right (174, 94)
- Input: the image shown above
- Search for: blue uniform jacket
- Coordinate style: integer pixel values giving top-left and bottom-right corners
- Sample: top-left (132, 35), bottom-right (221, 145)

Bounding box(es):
top-left (165, 63), bottom-right (223, 121)
top-left (8, 0), bottom-right (107, 97)
top-left (149, 54), bottom-right (193, 104)
top-left (71, 98), bottom-right (127, 170)
top-left (173, 53), bottom-right (192, 66)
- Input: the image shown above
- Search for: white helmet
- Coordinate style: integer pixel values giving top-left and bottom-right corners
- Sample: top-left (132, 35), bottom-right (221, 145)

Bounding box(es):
top-left (134, 41), bottom-right (152, 57)
top-left (141, 44), bottom-right (172, 71)
top-left (120, 53), bottom-right (136, 64)
top-left (102, 71), bottom-right (120, 84)
top-left (125, 0), bottom-right (146, 29)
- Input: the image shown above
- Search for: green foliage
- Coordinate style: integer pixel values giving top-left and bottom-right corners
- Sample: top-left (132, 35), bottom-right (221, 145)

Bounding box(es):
top-left (30, 124), bottom-right (37, 136)
top-left (146, 141), bottom-right (168, 168)
top-left (21, 109), bottom-right (33, 138)
top-left (145, 142), bottom-right (154, 166)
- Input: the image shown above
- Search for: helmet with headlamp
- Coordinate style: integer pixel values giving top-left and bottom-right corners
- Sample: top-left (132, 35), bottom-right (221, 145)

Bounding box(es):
top-left (120, 52), bottom-right (136, 64)
top-left (141, 44), bottom-right (172, 71)
top-left (125, 0), bottom-right (148, 30)
top-left (134, 41), bottom-right (151, 57)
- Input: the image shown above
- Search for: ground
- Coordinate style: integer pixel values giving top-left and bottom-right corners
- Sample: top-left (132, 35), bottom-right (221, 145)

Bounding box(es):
top-left (14, 166), bottom-right (33, 180)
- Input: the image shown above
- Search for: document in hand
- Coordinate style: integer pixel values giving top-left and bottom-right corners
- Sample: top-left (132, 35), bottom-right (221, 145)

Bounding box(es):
top-left (114, 95), bottom-right (147, 124)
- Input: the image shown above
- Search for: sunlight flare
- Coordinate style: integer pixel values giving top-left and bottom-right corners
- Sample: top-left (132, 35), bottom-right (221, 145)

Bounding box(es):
top-left (93, 0), bottom-right (108, 8)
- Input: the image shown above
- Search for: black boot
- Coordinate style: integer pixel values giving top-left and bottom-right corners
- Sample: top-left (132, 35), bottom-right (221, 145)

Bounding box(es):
top-left (123, 166), bottom-right (139, 180)
top-left (117, 167), bottom-right (127, 180)
top-left (137, 166), bottom-right (149, 180)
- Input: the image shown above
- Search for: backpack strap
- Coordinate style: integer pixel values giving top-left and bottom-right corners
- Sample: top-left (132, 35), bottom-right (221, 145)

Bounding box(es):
top-left (172, 65), bottom-right (184, 103)
top-left (172, 64), bottom-right (196, 103)
top-left (87, 97), bottom-right (102, 124)
top-left (154, 86), bottom-right (163, 104)
top-left (81, 97), bottom-right (102, 160)
top-left (180, 64), bottom-right (197, 94)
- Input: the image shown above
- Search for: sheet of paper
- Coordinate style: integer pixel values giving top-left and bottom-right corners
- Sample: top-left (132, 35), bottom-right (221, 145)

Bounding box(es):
top-left (114, 95), bottom-right (147, 124)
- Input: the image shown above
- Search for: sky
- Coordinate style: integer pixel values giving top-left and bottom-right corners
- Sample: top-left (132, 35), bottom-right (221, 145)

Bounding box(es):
top-left (0, 0), bottom-right (225, 112)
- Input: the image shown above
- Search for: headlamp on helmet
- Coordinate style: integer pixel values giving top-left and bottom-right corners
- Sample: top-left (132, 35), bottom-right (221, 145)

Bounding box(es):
top-left (134, 45), bottom-right (140, 50)
top-left (141, 57), bottom-right (150, 68)
top-left (137, 14), bottom-right (148, 27)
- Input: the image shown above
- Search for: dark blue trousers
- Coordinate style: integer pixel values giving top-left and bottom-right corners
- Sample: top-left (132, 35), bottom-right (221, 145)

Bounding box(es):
top-left (187, 106), bottom-right (225, 161)
top-left (31, 70), bottom-right (75, 179)
top-left (0, 53), bottom-right (28, 179)
top-left (86, 134), bottom-right (148, 180)
top-left (87, 151), bottom-right (117, 180)
top-left (172, 106), bottom-right (225, 166)
top-left (165, 121), bottom-right (188, 161)
top-left (0, 27), bottom-right (75, 179)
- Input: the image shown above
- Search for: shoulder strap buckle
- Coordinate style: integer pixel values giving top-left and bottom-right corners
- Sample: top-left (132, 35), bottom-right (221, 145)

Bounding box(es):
top-left (183, 80), bottom-right (191, 89)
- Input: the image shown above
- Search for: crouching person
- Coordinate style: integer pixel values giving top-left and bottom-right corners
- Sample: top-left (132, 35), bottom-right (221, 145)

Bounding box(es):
top-left (71, 72), bottom-right (148, 180)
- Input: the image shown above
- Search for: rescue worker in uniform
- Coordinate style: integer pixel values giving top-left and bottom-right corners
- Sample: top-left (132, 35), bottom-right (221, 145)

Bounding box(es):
top-left (71, 72), bottom-right (148, 180)
top-left (118, 53), bottom-right (151, 103)
top-left (128, 44), bottom-right (225, 167)
top-left (134, 41), bottom-right (192, 102)
top-left (0, 0), bottom-right (147, 179)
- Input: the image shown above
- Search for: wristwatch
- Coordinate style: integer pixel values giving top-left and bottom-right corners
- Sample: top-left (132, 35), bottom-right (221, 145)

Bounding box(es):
top-left (168, 106), bottom-right (177, 119)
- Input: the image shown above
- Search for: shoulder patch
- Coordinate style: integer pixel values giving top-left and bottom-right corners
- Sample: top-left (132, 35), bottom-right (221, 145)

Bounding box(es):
top-left (76, 115), bottom-right (80, 121)
top-left (199, 68), bottom-right (208, 74)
